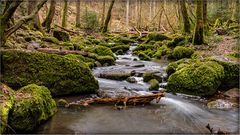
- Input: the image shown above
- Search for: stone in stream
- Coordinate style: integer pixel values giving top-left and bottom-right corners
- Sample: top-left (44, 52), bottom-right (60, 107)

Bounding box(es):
top-left (207, 99), bottom-right (237, 110)
top-left (143, 72), bottom-right (163, 83)
top-left (224, 88), bottom-right (239, 99)
top-left (126, 77), bottom-right (137, 83)
top-left (8, 84), bottom-right (57, 133)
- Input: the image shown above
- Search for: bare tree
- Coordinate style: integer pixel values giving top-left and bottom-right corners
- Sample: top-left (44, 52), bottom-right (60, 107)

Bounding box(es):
top-left (0, 0), bottom-right (47, 46)
top-left (42, 0), bottom-right (56, 32)
top-left (102, 0), bottom-right (115, 33)
top-left (76, 0), bottom-right (81, 28)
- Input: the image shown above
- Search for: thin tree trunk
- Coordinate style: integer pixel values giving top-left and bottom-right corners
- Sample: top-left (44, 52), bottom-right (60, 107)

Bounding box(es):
top-left (101, 0), bottom-right (106, 28)
top-left (180, 0), bottom-right (191, 34)
top-left (62, 0), bottom-right (68, 28)
top-left (193, 0), bottom-right (204, 45)
top-left (102, 0), bottom-right (115, 33)
top-left (137, 0), bottom-right (142, 29)
top-left (28, 0), bottom-right (44, 32)
top-left (232, 0), bottom-right (239, 21)
top-left (126, 0), bottom-right (129, 28)
top-left (76, 0), bottom-right (81, 28)
top-left (42, 0), bottom-right (56, 32)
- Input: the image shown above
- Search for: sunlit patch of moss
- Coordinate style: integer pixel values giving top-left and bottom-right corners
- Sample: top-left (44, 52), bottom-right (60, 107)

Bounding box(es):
top-left (173, 46), bottom-right (194, 60)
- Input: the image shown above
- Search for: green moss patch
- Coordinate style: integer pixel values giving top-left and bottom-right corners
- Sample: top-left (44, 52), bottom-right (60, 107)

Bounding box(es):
top-left (1, 50), bottom-right (99, 96)
top-left (8, 84), bottom-right (57, 133)
top-left (173, 46), bottom-right (194, 60)
top-left (149, 79), bottom-right (160, 90)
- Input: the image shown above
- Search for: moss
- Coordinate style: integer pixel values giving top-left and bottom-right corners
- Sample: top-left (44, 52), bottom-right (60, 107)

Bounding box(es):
top-left (84, 46), bottom-right (114, 58)
top-left (111, 45), bottom-right (130, 53)
top-left (8, 84), bottom-right (57, 133)
top-left (53, 30), bottom-right (70, 42)
top-left (143, 72), bottom-right (162, 83)
top-left (0, 83), bottom-right (15, 134)
top-left (167, 34), bottom-right (187, 48)
top-left (138, 52), bottom-right (151, 61)
top-left (115, 49), bottom-right (124, 55)
top-left (173, 46), bottom-right (194, 60)
top-left (133, 44), bottom-right (156, 52)
top-left (57, 99), bottom-right (69, 107)
top-left (146, 32), bottom-right (171, 42)
top-left (167, 61), bottom-right (224, 96)
top-left (209, 59), bottom-right (240, 90)
top-left (154, 45), bottom-right (172, 59)
top-left (149, 79), bottom-right (160, 90)
top-left (226, 52), bottom-right (240, 59)
top-left (214, 18), bottom-right (222, 28)
top-left (97, 56), bottom-right (115, 65)
top-left (1, 50), bottom-right (99, 96)
top-left (99, 73), bottom-right (131, 80)
top-left (24, 36), bottom-right (36, 42)
top-left (111, 36), bottom-right (135, 44)
top-left (42, 37), bottom-right (60, 44)
top-left (64, 54), bottom-right (95, 68)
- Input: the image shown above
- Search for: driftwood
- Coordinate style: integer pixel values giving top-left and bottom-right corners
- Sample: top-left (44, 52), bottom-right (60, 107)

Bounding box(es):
top-left (68, 93), bottom-right (165, 108)
top-left (36, 48), bottom-right (89, 56)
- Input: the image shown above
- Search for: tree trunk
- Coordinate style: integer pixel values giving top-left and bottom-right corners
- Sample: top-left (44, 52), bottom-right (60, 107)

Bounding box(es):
top-left (137, 0), bottom-right (142, 29)
top-left (101, 0), bottom-right (106, 28)
top-left (42, 0), bottom-right (56, 32)
top-left (232, 0), bottom-right (239, 21)
top-left (193, 0), bottom-right (204, 45)
top-left (28, 0), bottom-right (43, 32)
top-left (180, 0), bottom-right (191, 34)
top-left (102, 0), bottom-right (115, 33)
top-left (62, 0), bottom-right (68, 28)
top-left (126, 0), bottom-right (130, 28)
top-left (76, 0), bottom-right (81, 28)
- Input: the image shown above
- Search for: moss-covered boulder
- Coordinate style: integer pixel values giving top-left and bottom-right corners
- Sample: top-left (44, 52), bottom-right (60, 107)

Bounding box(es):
top-left (8, 84), bottom-right (57, 133)
top-left (1, 50), bottom-right (99, 96)
top-left (97, 56), bottom-right (115, 65)
top-left (209, 59), bottom-right (240, 90)
top-left (84, 46), bottom-right (115, 58)
top-left (53, 30), bottom-right (70, 42)
top-left (99, 73), bottom-right (131, 81)
top-left (42, 36), bottom-right (60, 44)
top-left (133, 44), bottom-right (156, 52)
top-left (111, 45), bottom-right (130, 54)
top-left (167, 61), bottom-right (224, 96)
top-left (149, 79), bottom-right (160, 90)
top-left (173, 46), bottom-right (194, 60)
top-left (154, 45), bottom-right (172, 59)
top-left (0, 83), bottom-right (15, 134)
top-left (146, 33), bottom-right (171, 42)
top-left (143, 72), bottom-right (162, 83)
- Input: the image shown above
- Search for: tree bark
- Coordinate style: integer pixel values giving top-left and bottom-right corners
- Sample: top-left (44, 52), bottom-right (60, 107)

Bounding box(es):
top-left (102, 0), bottom-right (115, 33)
top-left (0, 0), bottom-right (47, 46)
top-left (42, 0), bottom-right (56, 32)
top-left (101, 0), bottom-right (106, 28)
top-left (28, 0), bottom-right (43, 32)
top-left (180, 0), bottom-right (191, 34)
top-left (193, 0), bottom-right (204, 45)
top-left (126, 0), bottom-right (130, 28)
top-left (76, 0), bottom-right (81, 28)
top-left (232, 0), bottom-right (239, 22)
top-left (62, 0), bottom-right (68, 28)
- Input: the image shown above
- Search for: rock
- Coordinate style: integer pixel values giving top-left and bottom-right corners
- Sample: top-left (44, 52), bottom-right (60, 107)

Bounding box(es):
top-left (131, 64), bottom-right (145, 67)
top-left (57, 99), bottom-right (69, 107)
top-left (207, 99), bottom-right (235, 110)
top-left (130, 70), bottom-right (136, 76)
top-left (42, 36), bottom-right (60, 44)
top-left (133, 58), bottom-right (138, 61)
top-left (84, 46), bottom-right (115, 58)
top-left (143, 72), bottom-right (162, 83)
top-left (1, 50), bottom-right (99, 96)
top-left (138, 52), bottom-right (151, 61)
top-left (0, 83), bottom-right (15, 134)
top-left (53, 30), bottom-right (70, 42)
top-left (27, 42), bottom-right (40, 50)
top-left (216, 28), bottom-right (227, 35)
top-left (99, 73), bottom-right (131, 81)
top-left (8, 84), bottom-right (57, 133)
top-left (167, 61), bottom-right (224, 96)
top-left (173, 46), bottom-right (194, 60)
top-left (94, 61), bottom-right (102, 67)
top-left (126, 77), bottom-right (137, 83)
top-left (149, 79), bottom-right (160, 91)
top-left (111, 45), bottom-right (130, 53)
top-left (224, 88), bottom-right (239, 99)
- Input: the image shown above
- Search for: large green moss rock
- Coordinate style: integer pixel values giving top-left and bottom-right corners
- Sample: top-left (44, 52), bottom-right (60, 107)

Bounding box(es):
top-left (173, 46), bottom-right (194, 60)
top-left (167, 61), bottom-right (224, 96)
top-left (149, 79), bottom-right (160, 90)
top-left (0, 83), bottom-right (15, 134)
top-left (138, 52), bottom-right (151, 61)
top-left (143, 72), bottom-right (162, 83)
top-left (53, 30), bottom-right (70, 42)
top-left (111, 45), bottom-right (130, 53)
top-left (8, 84), bottom-right (57, 133)
top-left (84, 46), bottom-right (115, 58)
top-left (1, 50), bottom-right (99, 96)
top-left (209, 59), bottom-right (240, 90)
top-left (147, 33), bottom-right (171, 42)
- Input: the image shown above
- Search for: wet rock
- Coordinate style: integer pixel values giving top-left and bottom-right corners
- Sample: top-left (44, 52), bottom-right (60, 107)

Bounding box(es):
top-left (94, 61), bottom-right (102, 67)
top-left (130, 70), bottom-right (136, 76)
top-left (131, 64), bottom-right (145, 67)
top-left (99, 72), bottom-right (131, 81)
top-left (224, 88), bottom-right (239, 99)
top-left (143, 72), bottom-right (162, 83)
top-left (27, 42), bottom-right (40, 50)
top-left (133, 58), bottom-right (138, 61)
top-left (126, 77), bottom-right (137, 83)
top-left (207, 99), bottom-right (236, 109)
top-left (149, 79), bottom-right (160, 91)
top-left (57, 99), bottom-right (69, 107)
top-left (9, 84), bottom-right (57, 133)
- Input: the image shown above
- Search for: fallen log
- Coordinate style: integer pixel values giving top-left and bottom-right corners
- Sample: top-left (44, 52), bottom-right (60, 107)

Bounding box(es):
top-left (68, 92), bottom-right (165, 108)
top-left (36, 48), bottom-right (89, 57)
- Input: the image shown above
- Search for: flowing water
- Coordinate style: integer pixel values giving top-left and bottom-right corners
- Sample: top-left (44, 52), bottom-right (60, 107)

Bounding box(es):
top-left (36, 46), bottom-right (239, 134)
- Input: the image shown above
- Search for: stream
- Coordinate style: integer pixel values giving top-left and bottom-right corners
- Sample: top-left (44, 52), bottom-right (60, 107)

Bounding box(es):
top-left (36, 46), bottom-right (239, 134)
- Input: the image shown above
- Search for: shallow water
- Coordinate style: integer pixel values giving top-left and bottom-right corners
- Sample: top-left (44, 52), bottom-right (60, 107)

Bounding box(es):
top-left (36, 45), bottom-right (239, 134)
